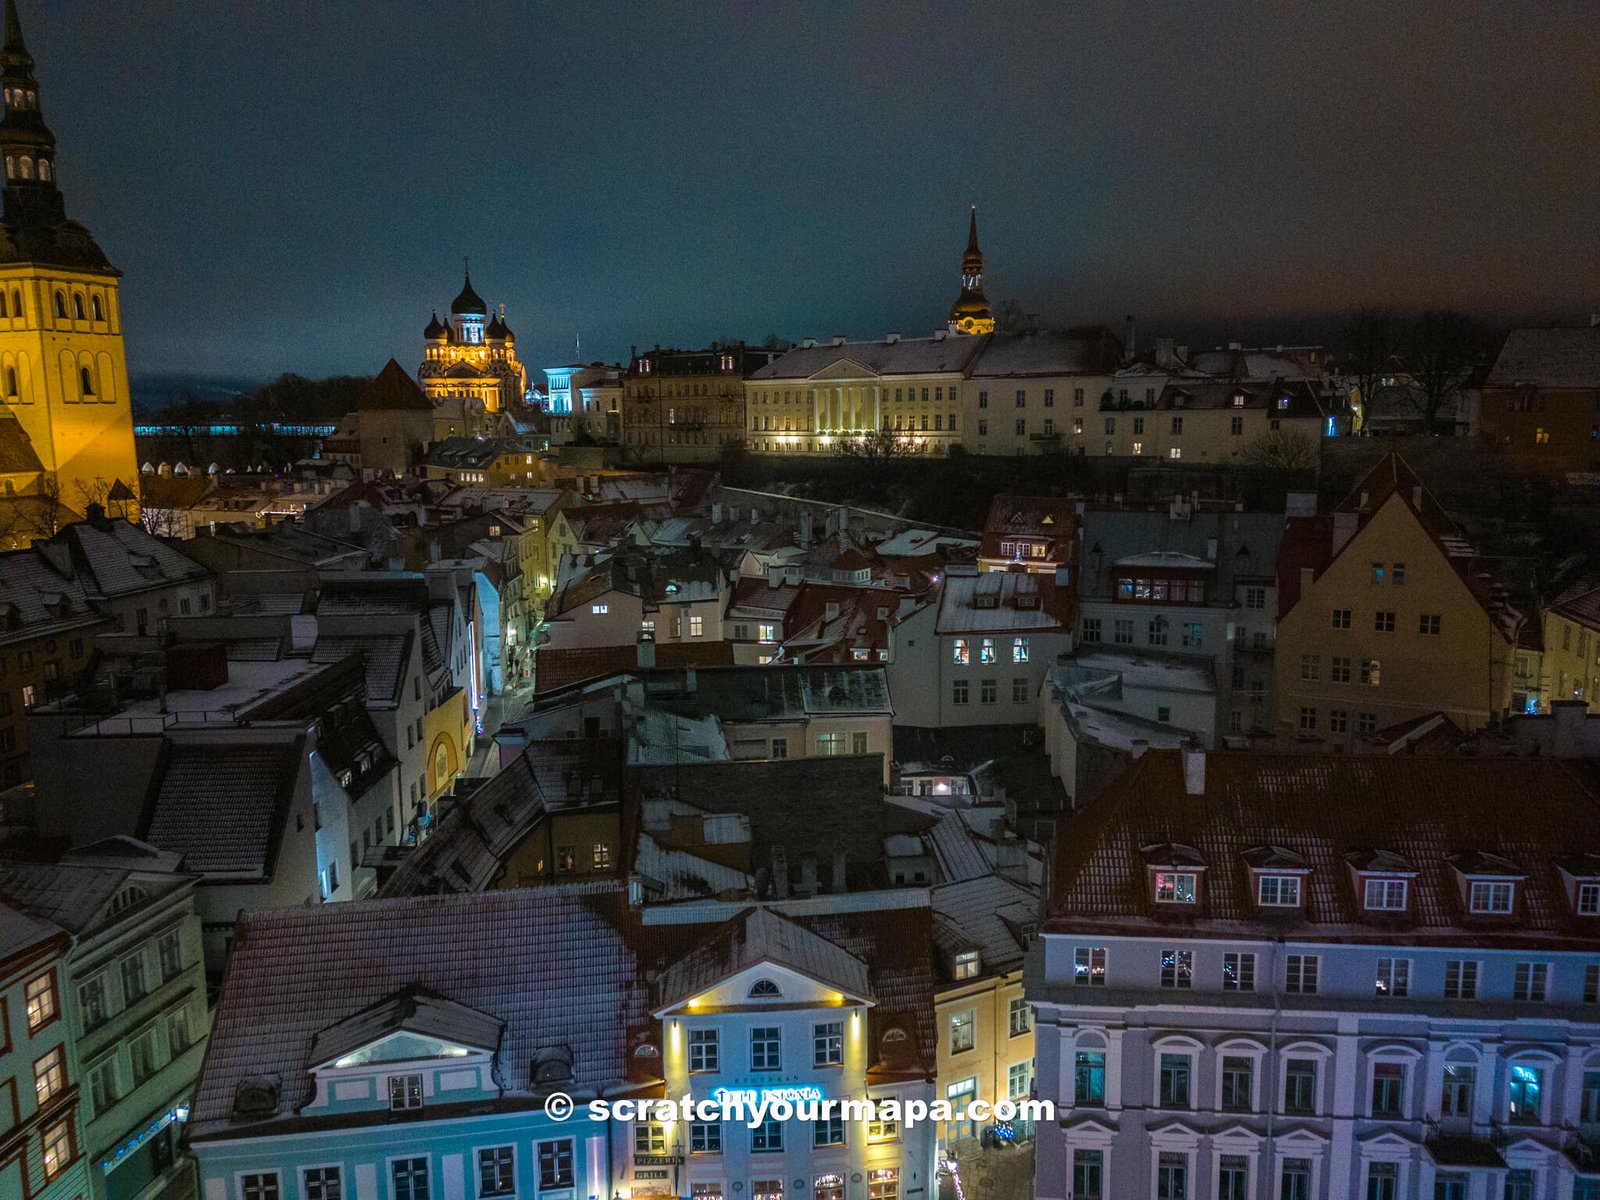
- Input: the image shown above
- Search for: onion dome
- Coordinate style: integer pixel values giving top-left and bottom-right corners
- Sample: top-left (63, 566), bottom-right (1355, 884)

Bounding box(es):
top-left (423, 310), bottom-right (445, 339)
top-left (486, 312), bottom-right (507, 340)
top-left (451, 269), bottom-right (486, 315)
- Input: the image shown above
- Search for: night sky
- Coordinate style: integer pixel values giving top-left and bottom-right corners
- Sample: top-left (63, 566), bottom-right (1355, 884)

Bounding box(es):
top-left (35, 1), bottom-right (1600, 385)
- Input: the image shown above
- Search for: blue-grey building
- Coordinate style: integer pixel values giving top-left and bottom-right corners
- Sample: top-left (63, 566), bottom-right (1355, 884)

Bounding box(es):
top-left (1029, 749), bottom-right (1600, 1200)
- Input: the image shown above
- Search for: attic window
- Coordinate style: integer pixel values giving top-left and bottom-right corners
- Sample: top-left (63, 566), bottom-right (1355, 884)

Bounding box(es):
top-left (1154, 872), bottom-right (1198, 904)
top-left (1256, 876), bottom-right (1302, 907)
top-left (1363, 879), bottom-right (1408, 911)
top-left (1232, 392), bottom-right (1246, 407)
top-left (748, 979), bottom-right (782, 998)
top-left (107, 885), bottom-right (147, 916)
top-left (1578, 882), bottom-right (1600, 917)
top-left (1468, 881), bottom-right (1514, 914)
top-left (953, 950), bottom-right (980, 980)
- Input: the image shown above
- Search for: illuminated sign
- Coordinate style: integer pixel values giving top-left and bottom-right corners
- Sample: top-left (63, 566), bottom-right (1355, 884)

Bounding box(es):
top-left (635, 1155), bottom-right (683, 1167)
top-left (709, 1085), bottom-right (824, 1107)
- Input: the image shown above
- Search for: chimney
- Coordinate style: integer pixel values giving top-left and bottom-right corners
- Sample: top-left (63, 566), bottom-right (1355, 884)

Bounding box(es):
top-left (995, 834), bottom-right (1028, 882)
top-left (1205, 535), bottom-right (1218, 561)
top-left (885, 332), bottom-right (901, 345)
top-left (798, 855), bottom-right (818, 897)
top-left (1552, 699), bottom-right (1588, 758)
top-left (428, 539), bottom-right (442, 564)
top-left (799, 510), bottom-right (815, 546)
top-left (1181, 743), bottom-right (1206, 796)
top-left (831, 334), bottom-right (846, 347)
top-left (1130, 738), bottom-right (1149, 759)
top-left (1123, 315), bottom-right (1136, 361)
top-left (802, 337), bottom-right (817, 349)
top-left (683, 667), bottom-right (697, 693)
top-left (832, 849), bottom-right (849, 893)
top-left (711, 502), bottom-right (723, 524)
top-left (771, 845), bottom-right (789, 898)
top-left (825, 601), bottom-right (840, 621)
top-left (636, 629), bottom-right (656, 670)
top-left (1331, 510), bottom-right (1359, 555)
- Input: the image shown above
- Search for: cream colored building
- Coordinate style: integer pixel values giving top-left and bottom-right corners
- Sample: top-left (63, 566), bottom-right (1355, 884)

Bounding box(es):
top-left (1273, 454), bottom-right (1521, 742)
top-left (745, 333), bottom-right (983, 456)
top-left (1540, 587), bottom-right (1600, 710)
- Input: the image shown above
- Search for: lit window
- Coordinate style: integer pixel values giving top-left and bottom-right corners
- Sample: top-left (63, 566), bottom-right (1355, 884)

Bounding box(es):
top-left (1012, 636), bottom-right (1029, 663)
top-left (590, 603), bottom-right (608, 614)
top-left (1155, 872), bottom-right (1197, 904)
top-left (25, 971), bottom-right (56, 1030)
top-left (1159, 948), bottom-right (1193, 988)
top-left (953, 950), bottom-right (980, 980)
top-left (952, 638), bottom-right (969, 665)
top-left (1375, 957), bottom-right (1410, 997)
top-left (388, 1073), bottom-right (423, 1110)
top-left (1073, 947), bottom-right (1106, 985)
top-left (1223, 952), bottom-right (1255, 991)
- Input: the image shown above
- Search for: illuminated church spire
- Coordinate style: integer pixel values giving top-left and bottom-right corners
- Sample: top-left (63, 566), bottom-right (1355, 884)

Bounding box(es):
top-left (947, 205), bottom-right (994, 335)
top-left (0, 0), bottom-right (65, 227)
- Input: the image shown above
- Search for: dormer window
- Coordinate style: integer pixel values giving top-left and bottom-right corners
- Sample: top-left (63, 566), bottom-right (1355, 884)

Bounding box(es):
top-left (1155, 872), bottom-right (1197, 904)
top-left (1469, 881), bottom-right (1514, 914)
top-left (1364, 879), bottom-right (1408, 911)
top-left (1257, 875), bottom-right (1302, 907)
top-left (953, 950), bottom-right (981, 980)
top-left (1577, 882), bottom-right (1600, 916)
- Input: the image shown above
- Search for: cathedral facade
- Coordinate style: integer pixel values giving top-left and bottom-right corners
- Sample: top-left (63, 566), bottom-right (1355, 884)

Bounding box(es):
top-left (417, 270), bottom-right (529, 439)
top-left (0, 0), bottom-right (139, 542)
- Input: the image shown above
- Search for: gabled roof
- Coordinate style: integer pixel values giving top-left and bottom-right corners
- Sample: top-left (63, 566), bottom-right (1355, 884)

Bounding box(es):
top-left (307, 986), bottom-right (504, 1067)
top-left (141, 737), bottom-right (305, 878)
top-left (360, 359), bottom-right (432, 412)
top-left (190, 884), bottom-right (645, 1140)
top-left (751, 334), bottom-right (986, 381)
top-left (656, 905), bottom-right (871, 1010)
top-left (1483, 326), bottom-right (1600, 390)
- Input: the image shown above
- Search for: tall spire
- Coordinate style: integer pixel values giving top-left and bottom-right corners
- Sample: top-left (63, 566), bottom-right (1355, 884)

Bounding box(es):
top-left (0, 0), bottom-right (66, 228)
top-left (948, 205), bottom-right (994, 335)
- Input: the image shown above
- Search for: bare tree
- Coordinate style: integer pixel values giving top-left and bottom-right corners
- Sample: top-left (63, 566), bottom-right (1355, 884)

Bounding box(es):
top-left (1339, 306), bottom-right (1399, 421)
top-left (994, 299), bottom-right (1039, 333)
top-left (1243, 429), bottom-right (1319, 470)
top-left (834, 428), bottom-right (916, 467)
top-left (1403, 309), bottom-right (1491, 434)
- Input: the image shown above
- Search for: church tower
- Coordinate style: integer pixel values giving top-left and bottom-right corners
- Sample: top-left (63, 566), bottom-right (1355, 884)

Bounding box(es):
top-left (0, 0), bottom-right (138, 524)
top-left (417, 267), bottom-right (528, 438)
top-left (947, 205), bottom-right (995, 336)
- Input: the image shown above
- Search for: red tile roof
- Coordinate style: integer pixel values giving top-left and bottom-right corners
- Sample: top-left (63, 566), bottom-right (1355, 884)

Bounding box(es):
top-left (1049, 749), bottom-right (1600, 947)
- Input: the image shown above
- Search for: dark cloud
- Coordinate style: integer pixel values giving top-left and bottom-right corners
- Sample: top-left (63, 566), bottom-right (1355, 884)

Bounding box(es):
top-left (35, 0), bottom-right (1600, 381)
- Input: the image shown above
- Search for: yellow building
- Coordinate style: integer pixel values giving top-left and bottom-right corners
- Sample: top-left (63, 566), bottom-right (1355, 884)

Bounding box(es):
top-left (932, 875), bottom-right (1039, 1148)
top-left (0, 2), bottom-right (138, 536)
top-left (418, 269), bottom-right (528, 438)
top-left (1540, 588), bottom-right (1600, 709)
top-left (1273, 454), bottom-right (1521, 742)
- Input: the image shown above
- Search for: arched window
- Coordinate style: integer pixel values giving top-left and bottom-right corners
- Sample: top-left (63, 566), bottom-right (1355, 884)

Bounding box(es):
top-left (10, 291), bottom-right (18, 317)
top-left (37, 159), bottom-right (49, 181)
top-left (747, 979), bottom-right (782, 998)
top-left (5, 368), bottom-right (15, 397)
top-left (91, 295), bottom-right (103, 321)
top-left (72, 293), bottom-right (85, 321)
top-left (0, 292), bottom-right (7, 318)
top-left (4, 156), bottom-right (14, 179)
top-left (53, 291), bottom-right (65, 319)
top-left (18, 157), bottom-right (31, 180)
top-left (80, 365), bottom-right (94, 397)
